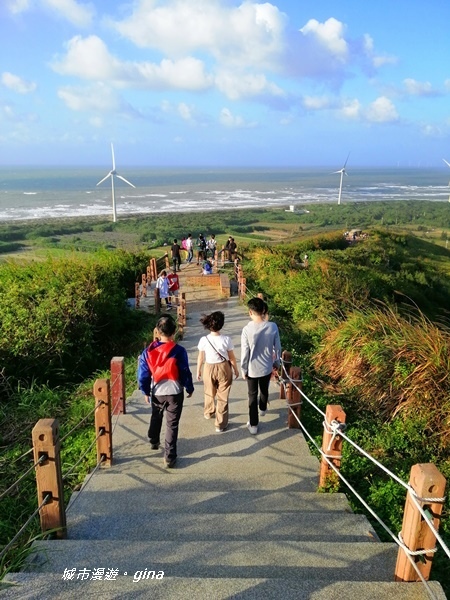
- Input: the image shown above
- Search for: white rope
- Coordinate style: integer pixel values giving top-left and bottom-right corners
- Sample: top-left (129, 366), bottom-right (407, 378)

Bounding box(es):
top-left (286, 405), bottom-right (441, 600)
top-left (397, 532), bottom-right (438, 556)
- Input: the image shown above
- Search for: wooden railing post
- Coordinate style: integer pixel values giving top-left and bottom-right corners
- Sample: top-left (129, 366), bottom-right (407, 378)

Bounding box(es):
top-left (395, 463), bottom-right (446, 582)
top-left (240, 277), bottom-right (246, 300)
top-left (32, 418), bottom-right (66, 537)
top-left (147, 265), bottom-right (152, 285)
top-left (279, 350), bottom-right (292, 400)
top-left (141, 273), bottom-right (147, 297)
top-left (135, 282), bottom-right (140, 309)
top-left (286, 366), bottom-right (302, 429)
top-left (150, 258), bottom-right (157, 281)
top-left (319, 404), bottom-right (346, 490)
top-left (164, 253), bottom-right (170, 269)
top-left (93, 379), bottom-right (112, 468)
top-left (111, 357), bottom-right (126, 415)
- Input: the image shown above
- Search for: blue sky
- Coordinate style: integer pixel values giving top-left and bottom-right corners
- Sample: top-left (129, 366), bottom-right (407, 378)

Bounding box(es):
top-left (1, 0), bottom-right (450, 168)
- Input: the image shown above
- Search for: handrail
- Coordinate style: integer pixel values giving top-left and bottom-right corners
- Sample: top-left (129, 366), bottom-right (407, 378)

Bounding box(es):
top-left (280, 361), bottom-right (449, 598)
top-left (0, 454), bottom-right (46, 501)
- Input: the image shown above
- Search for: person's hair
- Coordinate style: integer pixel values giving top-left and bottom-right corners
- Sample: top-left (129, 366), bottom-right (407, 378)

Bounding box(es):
top-left (247, 297), bottom-right (267, 316)
top-left (173, 238), bottom-right (177, 243)
top-left (159, 270), bottom-right (167, 277)
top-left (155, 315), bottom-right (177, 337)
top-left (200, 311), bottom-right (225, 332)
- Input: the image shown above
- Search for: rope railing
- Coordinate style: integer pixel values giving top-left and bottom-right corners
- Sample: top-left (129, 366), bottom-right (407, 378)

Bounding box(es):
top-left (0, 454), bottom-right (46, 502)
top-left (279, 357), bottom-right (448, 593)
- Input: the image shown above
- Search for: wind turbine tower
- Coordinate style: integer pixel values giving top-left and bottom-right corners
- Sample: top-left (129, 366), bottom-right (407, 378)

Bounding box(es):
top-left (332, 153), bottom-right (350, 205)
top-left (443, 158), bottom-right (450, 202)
top-left (96, 143), bottom-right (136, 222)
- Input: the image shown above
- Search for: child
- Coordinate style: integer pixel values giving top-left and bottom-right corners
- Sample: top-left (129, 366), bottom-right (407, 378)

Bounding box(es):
top-left (196, 311), bottom-right (239, 432)
top-left (241, 297), bottom-right (281, 435)
top-left (167, 267), bottom-right (180, 305)
top-left (137, 315), bottom-right (194, 468)
top-left (202, 259), bottom-right (213, 275)
top-left (155, 270), bottom-right (172, 310)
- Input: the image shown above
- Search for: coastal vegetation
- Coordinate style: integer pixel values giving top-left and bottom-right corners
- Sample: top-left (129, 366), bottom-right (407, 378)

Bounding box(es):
top-left (1, 199), bottom-right (449, 591)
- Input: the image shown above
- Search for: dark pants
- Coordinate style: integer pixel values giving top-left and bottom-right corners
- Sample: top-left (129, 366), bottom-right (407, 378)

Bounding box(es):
top-left (172, 256), bottom-right (181, 271)
top-left (148, 393), bottom-right (184, 461)
top-left (246, 373), bottom-right (271, 427)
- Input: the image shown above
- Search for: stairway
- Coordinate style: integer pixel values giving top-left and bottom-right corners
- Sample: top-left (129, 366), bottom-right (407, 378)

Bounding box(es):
top-left (0, 298), bottom-right (446, 599)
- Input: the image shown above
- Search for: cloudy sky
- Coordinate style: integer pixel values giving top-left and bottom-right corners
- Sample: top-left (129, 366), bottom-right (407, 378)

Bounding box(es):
top-left (1, 0), bottom-right (450, 167)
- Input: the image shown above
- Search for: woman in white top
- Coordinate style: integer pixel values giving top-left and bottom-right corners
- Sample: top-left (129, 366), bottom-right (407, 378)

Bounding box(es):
top-left (197, 311), bottom-right (239, 432)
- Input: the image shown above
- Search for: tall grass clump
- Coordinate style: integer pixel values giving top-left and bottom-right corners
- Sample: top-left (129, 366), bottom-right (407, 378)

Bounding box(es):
top-left (313, 303), bottom-right (450, 449)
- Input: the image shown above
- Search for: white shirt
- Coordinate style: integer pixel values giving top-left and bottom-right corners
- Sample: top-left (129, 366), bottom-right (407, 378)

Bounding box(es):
top-left (198, 333), bottom-right (234, 364)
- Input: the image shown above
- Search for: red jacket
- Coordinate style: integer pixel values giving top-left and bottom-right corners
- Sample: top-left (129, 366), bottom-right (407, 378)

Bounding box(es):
top-left (167, 272), bottom-right (179, 292)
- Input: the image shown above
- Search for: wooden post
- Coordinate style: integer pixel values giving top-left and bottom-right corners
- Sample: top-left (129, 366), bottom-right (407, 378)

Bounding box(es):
top-left (319, 404), bottom-right (346, 490)
top-left (154, 287), bottom-right (161, 313)
top-left (279, 350), bottom-right (292, 400)
top-left (135, 282), bottom-right (140, 309)
top-left (32, 419), bottom-right (66, 537)
top-left (395, 463), bottom-right (446, 582)
top-left (240, 277), bottom-right (246, 300)
top-left (164, 253), bottom-right (170, 269)
top-left (93, 379), bottom-right (112, 468)
top-left (141, 273), bottom-right (147, 297)
top-left (146, 265), bottom-right (152, 284)
top-left (110, 357), bottom-right (126, 415)
top-left (286, 366), bottom-right (302, 429)
top-left (151, 258), bottom-right (157, 281)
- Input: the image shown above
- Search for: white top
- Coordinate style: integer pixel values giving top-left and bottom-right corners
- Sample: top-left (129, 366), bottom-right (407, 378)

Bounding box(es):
top-left (156, 276), bottom-right (169, 298)
top-left (198, 333), bottom-right (234, 364)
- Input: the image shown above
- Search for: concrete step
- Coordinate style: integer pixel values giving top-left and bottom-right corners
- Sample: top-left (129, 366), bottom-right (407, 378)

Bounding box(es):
top-left (25, 539), bottom-right (399, 581)
top-left (1, 574), bottom-right (446, 600)
top-left (66, 510), bottom-right (379, 542)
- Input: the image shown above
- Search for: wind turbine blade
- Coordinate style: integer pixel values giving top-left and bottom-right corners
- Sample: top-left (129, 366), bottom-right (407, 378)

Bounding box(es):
top-left (116, 174), bottom-right (136, 188)
top-left (443, 158), bottom-right (450, 168)
top-left (96, 173), bottom-right (111, 186)
top-left (111, 143), bottom-right (116, 171)
top-left (331, 170), bottom-right (342, 174)
top-left (343, 152), bottom-right (350, 169)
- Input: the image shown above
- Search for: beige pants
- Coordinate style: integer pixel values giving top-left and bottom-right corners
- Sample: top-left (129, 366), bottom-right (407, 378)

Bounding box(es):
top-left (203, 362), bottom-right (233, 429)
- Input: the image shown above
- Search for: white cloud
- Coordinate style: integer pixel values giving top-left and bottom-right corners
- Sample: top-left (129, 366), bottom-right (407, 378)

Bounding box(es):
top-left (52, 35), bottom-right (212, 91)
top-left (6, 0), bottom-right (94, 26)
top-left (178, 103), bottom-right (193, 121)
top-left (219, 107), bottom-right (256, 128)
top-left (111, 0), bottom-right (286, 70)
top-left (339, 98), bottom-right (362, 120)
top-left (215, 70), bottom-right (284, 100)
top-left (303, 95), bottom-right (332, 110)
top-left (1, 72), bottom-right (37, 94)
top-left (300, 18), bottom-right (348, 63)
top-left (403, 78), bottom-right (439, 97)
top-left (362, 34), bottom-right (397, 69)
top-left (365, 96), bottom-right (399, 123)
top-left (57, 83), bottom-right (140, 119)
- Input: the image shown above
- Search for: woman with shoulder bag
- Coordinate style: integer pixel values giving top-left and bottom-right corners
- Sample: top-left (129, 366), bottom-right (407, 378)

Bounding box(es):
top-left (197, 311), bottom-right (239, 432)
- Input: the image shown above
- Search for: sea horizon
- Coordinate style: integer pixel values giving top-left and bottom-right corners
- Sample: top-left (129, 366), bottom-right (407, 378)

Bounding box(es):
top-left (0, 166), bottom-right (449, 222)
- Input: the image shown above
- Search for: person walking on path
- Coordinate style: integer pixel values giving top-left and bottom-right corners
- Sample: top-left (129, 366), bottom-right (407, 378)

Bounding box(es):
top-left (155, 270), bottom-right (172, 310)
top-left (171, 238), bottom-right (181, 272)
top-left (241, 297), bottom-right (281, 435)
top-left (167, 267), bottom-right (180, 305)
top-left (185, 233), bottom-right (193, 263)
top-left (197, 311), bottom-right (239, 432)
top-left (138, 315), bottom-right (194, 468)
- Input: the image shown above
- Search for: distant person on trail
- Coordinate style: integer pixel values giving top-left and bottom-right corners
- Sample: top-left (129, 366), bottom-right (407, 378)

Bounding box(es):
top-left (202, 259), bottom-right (213, 275)
top-left (196, 233), bottom-right (207, 264)
top-left (207, 234), bottom-right (217, 260)
top-left (228, 237), bottom-right (237, 262)
top-left (185, 233), bottom-right (193, 263)
top-left (138, 315), bottom-right (194, 468)
top-left (156, 270), bottom-right (172, 310)
top-left (196, 311), bottom-right (239, 432)
top-left (171, 238), bottom-right (181, 272)
top-left (167, 267), bottom-right (180, 305)
top-left (241, 297), bottom-right (281, 435)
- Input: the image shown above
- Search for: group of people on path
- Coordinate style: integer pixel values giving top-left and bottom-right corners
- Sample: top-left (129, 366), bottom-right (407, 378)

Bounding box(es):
top-left (137, 296), bottom-right (281, 468)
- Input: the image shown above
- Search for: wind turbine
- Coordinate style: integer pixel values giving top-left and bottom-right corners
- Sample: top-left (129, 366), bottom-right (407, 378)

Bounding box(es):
top-left (96, 143), bottom-right (136, 222)
top-left (332, 153), bottom-right (350, 205)
top-left (443, 158), bottom-right (450, 202)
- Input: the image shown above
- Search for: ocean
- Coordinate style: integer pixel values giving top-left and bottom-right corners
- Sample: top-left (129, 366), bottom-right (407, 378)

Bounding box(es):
top-left (0, 166), bottom-right (449, 222)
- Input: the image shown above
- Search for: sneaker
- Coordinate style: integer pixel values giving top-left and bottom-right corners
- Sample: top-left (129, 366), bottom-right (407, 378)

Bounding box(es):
top-left (150, 442), bottom-right (159, 450)
top-left (259, 410), bottom-right (266, 416)
top-left (164, 458), bottom-right (176, 468)
top-left (247, 422), bottom-right (258, 435)
top-left (204, 413), bottom-right (214, 419)
top-left (166, 305), bottom-right (173, 311)
top-left (215, 427), bottom-right (226, 433)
